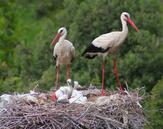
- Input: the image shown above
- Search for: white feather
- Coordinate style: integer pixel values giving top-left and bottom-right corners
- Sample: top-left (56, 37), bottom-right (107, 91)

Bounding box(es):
top-left (53, 39), bottom-right (75, 66)
top-left (92, 31), bottom-right (126, 50)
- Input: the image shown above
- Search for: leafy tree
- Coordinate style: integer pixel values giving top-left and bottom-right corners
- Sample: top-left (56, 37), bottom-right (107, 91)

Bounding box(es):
top-left (0, 0), bottom-right (162, 92)
top-left (145, 78), bottom-right (163, 129)
top-left (121, 31), bottom-right (163, 91)
top-left (0, 0), bottom-right (17, 80)
top-left (0, 0), bottom-right (162, 128)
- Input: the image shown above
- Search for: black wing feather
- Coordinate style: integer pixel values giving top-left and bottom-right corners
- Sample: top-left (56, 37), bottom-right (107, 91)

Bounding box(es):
top-left (82, 43), bottom-right (110, 56)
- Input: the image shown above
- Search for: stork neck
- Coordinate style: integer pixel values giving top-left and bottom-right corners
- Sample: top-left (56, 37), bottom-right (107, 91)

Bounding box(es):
top-left (121, 19), bottom-right (128, 34)
top-left (59, 32), bottom-right (67, 42)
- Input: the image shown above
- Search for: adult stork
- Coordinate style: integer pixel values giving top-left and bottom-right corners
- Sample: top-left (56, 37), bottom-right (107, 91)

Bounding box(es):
top-left (82, 12), bottom-right (139, 95)
top-left (51, 27), bottom-right (75, 89)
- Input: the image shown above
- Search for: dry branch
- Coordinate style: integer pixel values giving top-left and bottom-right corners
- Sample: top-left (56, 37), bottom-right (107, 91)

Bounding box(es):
top-left (0, 90), bottom-right (146, 129)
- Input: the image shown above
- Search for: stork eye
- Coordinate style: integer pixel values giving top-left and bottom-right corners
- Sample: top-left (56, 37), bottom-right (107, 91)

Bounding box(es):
top-left (124, 14), bottom-right (128, 18)
top-left (60, 29), bottom-right (63, 33)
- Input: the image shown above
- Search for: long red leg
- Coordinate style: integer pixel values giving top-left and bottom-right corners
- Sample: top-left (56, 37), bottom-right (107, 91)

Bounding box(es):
top-left (55, 65), bottom-right (60, 89)
top-left (101, 61), bottom-right (105, 96)
top-left (113, 51), bottom-right (123, 92)
top-left (66, 64), bottom-right (71, 80)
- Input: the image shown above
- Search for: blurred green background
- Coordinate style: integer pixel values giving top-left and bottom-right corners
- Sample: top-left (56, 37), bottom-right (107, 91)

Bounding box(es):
top-left (0, 0), bottom-right (162, 128)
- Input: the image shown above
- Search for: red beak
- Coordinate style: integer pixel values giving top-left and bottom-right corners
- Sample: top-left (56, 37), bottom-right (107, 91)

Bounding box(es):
top-left (51, 33), bottom-right (62, 46)
top-left (127, 18), bottom-right (139, 32)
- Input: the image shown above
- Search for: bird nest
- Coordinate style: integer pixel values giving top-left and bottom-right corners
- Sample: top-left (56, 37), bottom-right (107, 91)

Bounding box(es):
top-left (0, 90), bottom-right (146, 129)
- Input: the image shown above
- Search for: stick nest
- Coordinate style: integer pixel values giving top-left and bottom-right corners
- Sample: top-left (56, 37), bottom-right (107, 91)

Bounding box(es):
top-left (0, 90), bottom-right (146, 129)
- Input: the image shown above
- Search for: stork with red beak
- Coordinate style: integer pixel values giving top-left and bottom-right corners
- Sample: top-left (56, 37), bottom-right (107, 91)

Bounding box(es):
top-left (82, 12), bottom-right (139, 95)
top-left (51, 27), bottom-right (75, 89)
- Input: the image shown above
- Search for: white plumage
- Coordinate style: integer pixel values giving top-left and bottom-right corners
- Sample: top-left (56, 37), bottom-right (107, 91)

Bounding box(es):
top-left (53, 39), bottom-right (75, 66)
top-left (92, 32), bottom-right (126, 51)
top-left (82, 12), bottom-right (139, 59)
top-left (82, 12), bottom-right (139, 95)
top-left (51, 27), bottom-right (75, 88)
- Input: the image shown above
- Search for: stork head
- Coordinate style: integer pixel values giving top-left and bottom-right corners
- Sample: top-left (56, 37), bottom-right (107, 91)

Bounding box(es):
top-left (67, 79), bottom-right (72, 86)
top-left (121, 12), bottom-right (139, 32)
top-left (51, 27), bottom-right (67, 46)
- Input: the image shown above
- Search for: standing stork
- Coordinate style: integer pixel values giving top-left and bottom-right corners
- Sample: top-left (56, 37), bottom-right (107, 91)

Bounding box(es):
top-left (82, 12), bottom-right (139, 95)
top-left (51, 27), bottom-right (75, 89)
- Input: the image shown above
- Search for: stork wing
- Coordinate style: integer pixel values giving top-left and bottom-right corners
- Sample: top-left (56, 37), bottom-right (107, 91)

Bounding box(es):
top-left (92, 32), bottom-right (121, 49)
top-left (64, 40), bottom-right (75, 61)
top-left (71, 46), bottom-right (75, 61)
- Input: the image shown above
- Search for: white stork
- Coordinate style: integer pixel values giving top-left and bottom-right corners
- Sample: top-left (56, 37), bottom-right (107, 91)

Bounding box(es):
top-left (82, 12), bottom-right (139, 95)
top-left (51, 27), bottom-right (75, 89)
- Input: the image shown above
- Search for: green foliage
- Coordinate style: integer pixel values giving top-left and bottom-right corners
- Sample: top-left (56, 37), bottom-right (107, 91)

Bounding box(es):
top-left (0, 61), bottom-right (8, 79)
top-left (145, 78), bottom-right (163, 129)
top-left (37, 65), bottom-right (55, 91)
top-left (0, 0), bottom-right (162, 128)
top-left (121, 30), bottom-right (163, 91)
top-left (1, 76), bottom-right (27, 93)
top-left (0, 0), bottom-right (162, 92)
top-left (0, 0), bottom-right (16, 64)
